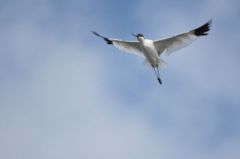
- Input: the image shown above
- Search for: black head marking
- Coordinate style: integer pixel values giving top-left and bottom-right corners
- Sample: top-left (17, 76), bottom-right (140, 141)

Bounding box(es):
top-left (137, 34), bottom-right (144, 38)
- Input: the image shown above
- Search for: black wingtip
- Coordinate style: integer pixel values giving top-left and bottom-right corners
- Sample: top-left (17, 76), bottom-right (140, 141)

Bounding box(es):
top-left (91, 31), bottom-right (113, 45)
top-left (91, 31), bottom-right (100, 37)
top-left (193, 19), bottom-right (212, 36)
top-left (104, 38), bottom-right (113, 44)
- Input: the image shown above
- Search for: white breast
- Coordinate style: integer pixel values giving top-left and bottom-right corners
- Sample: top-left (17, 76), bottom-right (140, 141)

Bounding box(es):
top-left (142, 39), bottom-right (159, 66)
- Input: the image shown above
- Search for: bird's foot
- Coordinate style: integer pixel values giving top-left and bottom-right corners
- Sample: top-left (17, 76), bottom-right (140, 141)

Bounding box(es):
top-left (157, 77), bottom-right (162, 85)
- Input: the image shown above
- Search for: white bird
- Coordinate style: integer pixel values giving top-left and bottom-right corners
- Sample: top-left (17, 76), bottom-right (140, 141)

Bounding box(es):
top-left (92, 20), bottom-right (212, 85)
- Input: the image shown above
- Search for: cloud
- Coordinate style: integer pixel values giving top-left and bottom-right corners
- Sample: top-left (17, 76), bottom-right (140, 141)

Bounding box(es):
top-left (0, 2), bottom-right (163, 159)
top-left (0, 0), bottom-right (240, 159)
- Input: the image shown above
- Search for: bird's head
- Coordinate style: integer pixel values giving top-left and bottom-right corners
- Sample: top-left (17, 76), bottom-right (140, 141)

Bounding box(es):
top-left (132, 33), bottom-right (145, 41)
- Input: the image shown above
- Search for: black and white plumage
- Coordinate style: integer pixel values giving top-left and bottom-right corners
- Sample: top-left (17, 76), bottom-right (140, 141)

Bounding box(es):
top-left (92, 20), bottom-right (212, 85)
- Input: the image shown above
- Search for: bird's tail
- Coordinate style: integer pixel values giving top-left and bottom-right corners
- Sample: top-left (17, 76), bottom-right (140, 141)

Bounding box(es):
top-left (143, 58), bottom-right (167, 69)
top-left (158, 58), bottom-right (167, 69)
top-left (143, 60), bottom-right (153, 68)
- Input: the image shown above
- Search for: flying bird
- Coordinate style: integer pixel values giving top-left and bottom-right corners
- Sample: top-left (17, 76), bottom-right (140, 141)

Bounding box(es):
top-left (92, 20), bottom-right (212, 85)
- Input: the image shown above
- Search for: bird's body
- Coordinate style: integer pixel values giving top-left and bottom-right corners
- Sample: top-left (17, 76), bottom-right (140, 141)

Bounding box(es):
top-left (92, 20), bottom-right (212, 85)
top-left (141, 39), bottom-right (159, 67)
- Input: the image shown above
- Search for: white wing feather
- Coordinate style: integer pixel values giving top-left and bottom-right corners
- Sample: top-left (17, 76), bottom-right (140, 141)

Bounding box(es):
top-left (154, 20), bottom-right (211, 55)
top-left (154, 31), bottom-right (197, 55)
top-left (91, 32), bottom-right (144, 57)
top-left (111, 39), bottom-right (144, 57)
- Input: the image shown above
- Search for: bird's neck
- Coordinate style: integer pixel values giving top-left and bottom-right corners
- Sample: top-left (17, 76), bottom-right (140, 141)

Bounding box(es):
top-left (138, 38), bottom-right (145, 44)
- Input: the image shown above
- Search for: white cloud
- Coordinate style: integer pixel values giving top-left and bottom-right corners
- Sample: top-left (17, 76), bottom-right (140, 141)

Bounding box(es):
top-left (0, 1), bottom-right (240, 159)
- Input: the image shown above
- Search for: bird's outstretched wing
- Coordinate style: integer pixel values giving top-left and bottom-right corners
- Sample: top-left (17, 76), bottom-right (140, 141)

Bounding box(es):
top-left (92, 31), bottom-right (144, 57)
top-left (154, 20), bottom-right (212, 55)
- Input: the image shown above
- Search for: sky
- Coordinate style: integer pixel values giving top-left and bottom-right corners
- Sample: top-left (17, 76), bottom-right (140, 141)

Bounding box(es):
top-left (0, 0), bottom-right (240, 159)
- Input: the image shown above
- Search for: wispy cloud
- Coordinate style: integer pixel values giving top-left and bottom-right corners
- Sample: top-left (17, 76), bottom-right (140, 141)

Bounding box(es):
top-left (0, 0), bottom-right (240, 159)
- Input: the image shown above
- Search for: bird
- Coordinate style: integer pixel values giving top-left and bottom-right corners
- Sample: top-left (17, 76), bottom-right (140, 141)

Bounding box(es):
top-left (92, 20), bottom-right (212, 85)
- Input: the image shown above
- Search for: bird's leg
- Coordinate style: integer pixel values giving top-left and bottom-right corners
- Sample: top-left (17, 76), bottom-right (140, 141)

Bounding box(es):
top-left (156, 65), bottom-right (162, 85)
top-left (156, 65), bottom-right (160, 77)
top-left (153, 66), bottom-right (162, 85)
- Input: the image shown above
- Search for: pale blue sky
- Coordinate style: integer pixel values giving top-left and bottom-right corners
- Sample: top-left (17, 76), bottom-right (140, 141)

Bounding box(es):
top-left (0, 0), bottom-right (240, 159)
